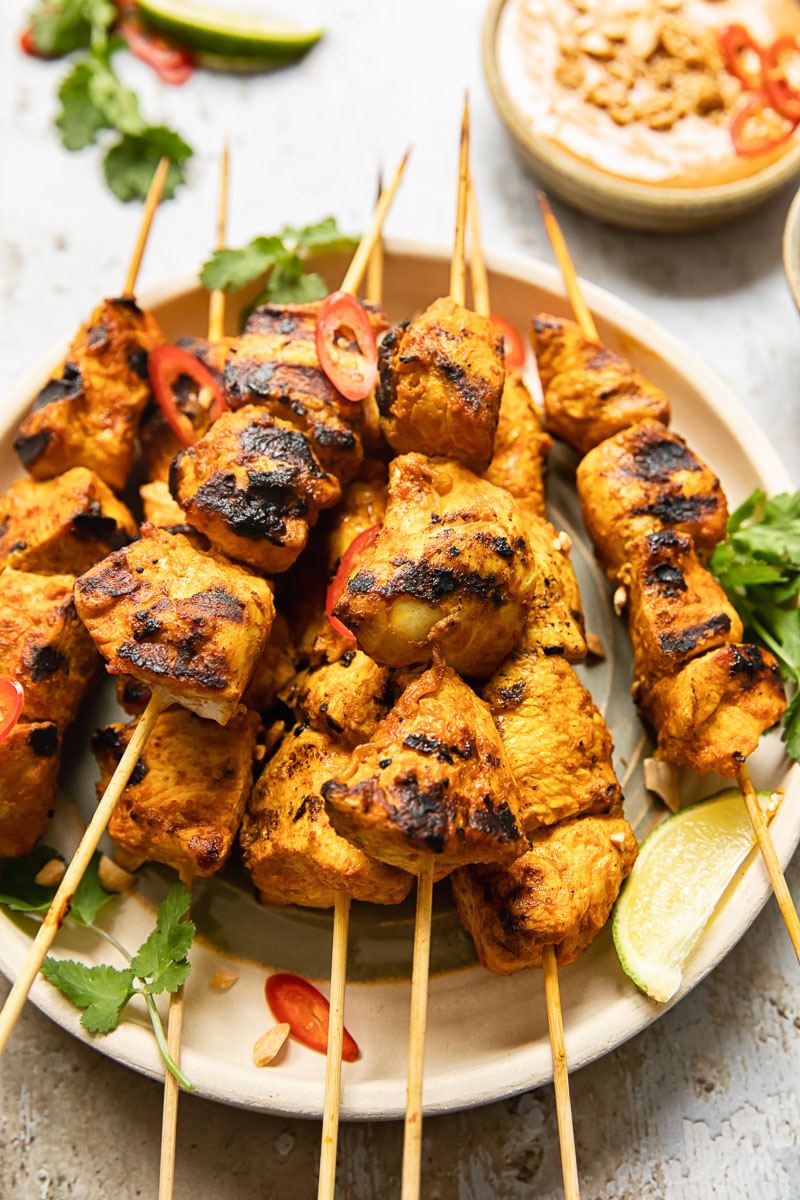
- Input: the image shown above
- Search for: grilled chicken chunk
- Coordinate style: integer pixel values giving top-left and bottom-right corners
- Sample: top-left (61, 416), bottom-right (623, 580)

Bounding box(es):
top-left (140, 481), bottom-right (191, 531)
top-left (323, 659), bottom-right (523, 877)
top-left (0, 467), bottom-right (137, 576)
top-left (516, 514), bottom-right (586, 662)
top-left (451, 815), bottom-right (638, 973)
top-left (0, 570), bottom-right (98, 728)
top-left (482, 369), bottom-right (552, 518)
top-left (324, 463), bottom-right (387, 572)
top-left (240, 724), bottom-right (412, 907)
top-left (625, 530), bottom-right (743, 693)
top-left (376, 297), bottom-right (505, 472)
top-left (281, 649), bottom-right (392, 746)
top-left (74, 524), bottom-right (274, 723)
top-left (243, 612), bottom-right (297, 711)
top-left (93, 708), bottom-right (261, 876)
top-left (532, 314), bottom-right (669, 455)
top-left (0, 721), bottom-right (60, 857)
top-left (332, 453), bottom-right (535, 677)
top-left (576, 420), bottom-right (728, 583)
top-left (641, 643), bottom-right (786, 778)
top-left (170, 405), bottom-right (341, 574)
top-left (483, 651), bottom-right (622, 831)
top-left (15, 297), bottom-right (164, 491)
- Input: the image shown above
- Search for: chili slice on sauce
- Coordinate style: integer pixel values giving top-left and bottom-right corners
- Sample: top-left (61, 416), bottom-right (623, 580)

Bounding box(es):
top-left (266, 973), bottom-right (359, 1062)
top-left (148, 345), bottom-right (226, 448)
top-left (762, 36), bottom-right (800, 123)
top-left (719, 24), bottom-right (766, 91)
top-left (326, 525), bottom-right (380, 641)
top-left (315, 292), bottom-right (378, 403)
top-left (730, 91), bottom-right (798, 157)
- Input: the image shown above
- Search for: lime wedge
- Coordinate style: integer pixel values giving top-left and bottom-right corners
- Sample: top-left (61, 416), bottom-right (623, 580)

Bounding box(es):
top-left (613, 787), bottom-right (781, 1003)
top-left (137, 0), bottom-right (323, 63)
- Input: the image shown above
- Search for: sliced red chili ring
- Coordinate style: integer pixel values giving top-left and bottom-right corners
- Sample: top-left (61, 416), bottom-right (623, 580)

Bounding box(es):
top-left (762, 36), bottom-right (800, 123)
top-left (719, 24), bottom-right (766, 91)
top-left (19, 27), bottom-right (40, 56)
top-left (266, 972), bottom-right (359, 1062)
top-left (116, 18), bottom-right (195, 85)
top-left (326, 524), bottom-right (380, 641)
top-left (730, 91), bottom-right (798, 157)
top-left (489, 313), bottom-right (525, 369)
top-left (148, 345), bottom-right (226, 448)
top-left (315, 291), bottom-right (378, 403)
top-left (0, 679), bottom-right (24, 747)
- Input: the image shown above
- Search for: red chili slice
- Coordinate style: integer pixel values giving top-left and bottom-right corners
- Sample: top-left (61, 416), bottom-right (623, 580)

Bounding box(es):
top-left (116, 17), bottom-right (195, 85)
top-left (763, 37), bottom-right (800, 123)
top-left (0, 679), bottom-right (24, 747)
top-left (266, 973), bottom-right (359, 1062)
top-left (19, 27), bottom-right (40, 56)
top-left (326, 524), bottom-right (380, 641)
top-left (148, 345), bottom-right (226, 448)
top-left (315, 292), bottom-right (378, 403)
top-left (489, 313), bottom-right (525, 369)
top-left (719, 24), bottom-right (766, 91)
top-left (729, 91), bottom-right (798, 157)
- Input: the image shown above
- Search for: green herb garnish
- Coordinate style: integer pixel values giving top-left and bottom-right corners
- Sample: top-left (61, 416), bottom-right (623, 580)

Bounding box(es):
top-left (710, 488), bottom-right (800, 760)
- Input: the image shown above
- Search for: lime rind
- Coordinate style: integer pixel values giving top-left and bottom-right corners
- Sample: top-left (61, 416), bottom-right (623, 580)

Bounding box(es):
top-left (137, 0), bottom-right (323, 61)
top-left (613, 787), bottom-right (777, 1004)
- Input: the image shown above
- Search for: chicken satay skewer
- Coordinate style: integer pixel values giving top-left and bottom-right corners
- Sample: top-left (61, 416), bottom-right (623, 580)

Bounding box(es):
top-left (158, 144), bottom-right (231, 1200)
top-left (0, 166), bottom-right (175, 1056)
top-left (470, 176), bottom-right (580, 1200)
top-left (537, 192), bottom-right (800, 966)
top-left (317, 168), bottom-right (407, 1200)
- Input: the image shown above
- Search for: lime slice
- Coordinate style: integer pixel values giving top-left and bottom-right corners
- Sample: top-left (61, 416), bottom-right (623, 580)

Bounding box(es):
top-left (613, 786), bottom-right (781, 1003)
top-left (137, 0), bottom-right (323, 63)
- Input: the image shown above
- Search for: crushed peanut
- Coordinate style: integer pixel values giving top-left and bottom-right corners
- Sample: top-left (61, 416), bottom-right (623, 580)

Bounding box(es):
top-left (253, 1022), bottom-right (290, 1067)
top-left (613, 585), bottom-right (628, 615)
top-left (552, 530), bottom-right (573, 555)
top-left (609, 830), bottom-right (628, 849)
top-left (585, 631), bottom-right (606, 659)
top-left (97, 854), bottom-right (136, 893)
top-left (34, 858), bottom-right (65, 888)
top-left (209, 968), bottom-right (240, 991)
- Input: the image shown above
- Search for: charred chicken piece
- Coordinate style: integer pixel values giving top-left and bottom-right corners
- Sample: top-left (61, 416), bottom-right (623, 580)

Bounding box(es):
top-left (243, 612), bottom-right (297, 712)
top-left (280, 649), bottom-right (392, 747)
top-left (14, 297), bottom-right (164, 492)
top-left (482, 370), bottom-right (552, 518)
top-left (140, 337), bottom-right (228, 483)
top-left (323, 659), bottom-right (523, 877)
top-left (240, 723), bottom-right (412, 908)
top-left (324, 462), bottom-right (387, 573)
top-left (74, 524), bottom-right (275, 723)
top-left (483, 651), bottom-right (622, 831)
top-left (641, 643), bottom-right (786, 778)
top-left (0, 570), bottom-right (98, 728)
top-left (451, 814), bottom-right (638, 973)
top-left (140, 481), bottom-right (191, 531)
top-left (0, 721), bottom-right (61, 858)
top-left (516, 513), bottom-right (586, 662)
top-left (332, 453), bottom-right (535, 677)
top-left (0, 467), bottom-right (137, 576)
top-left (576, 420), bottom-right (728, 583)
top-left (625, 530), bottom-right (743, 693)
top-left (532, 314), bottom-right (669, 455)
top-left (376, 297), bottom-right (505, 473)
top-left (169, 405), bottom-right (340, 574)
top-left (92, 708), bottom-right (261, 876)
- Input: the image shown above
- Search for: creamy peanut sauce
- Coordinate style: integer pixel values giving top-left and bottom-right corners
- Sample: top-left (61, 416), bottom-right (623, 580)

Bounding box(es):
top-left (498, 0), bottom-right (800, 186)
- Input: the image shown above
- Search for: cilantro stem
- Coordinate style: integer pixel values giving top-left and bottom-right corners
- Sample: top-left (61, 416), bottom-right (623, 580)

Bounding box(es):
top-left (142, 992), bottom-right (195, 1092)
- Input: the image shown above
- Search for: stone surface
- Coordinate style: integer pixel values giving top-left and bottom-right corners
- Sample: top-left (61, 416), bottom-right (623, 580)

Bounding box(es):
top-left (1, 0), bottom-right (799, 1196)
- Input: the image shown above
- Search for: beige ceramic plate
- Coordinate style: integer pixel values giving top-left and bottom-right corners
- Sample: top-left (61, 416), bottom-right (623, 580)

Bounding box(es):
top-left (0, 242), bottom-right (797, 1118)
top-left (483, 0), bottom-right (800, 233)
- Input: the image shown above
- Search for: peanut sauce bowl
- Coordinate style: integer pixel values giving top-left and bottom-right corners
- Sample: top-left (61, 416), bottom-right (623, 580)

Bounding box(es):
top-left (0, 242), bottom-right (797, 1119)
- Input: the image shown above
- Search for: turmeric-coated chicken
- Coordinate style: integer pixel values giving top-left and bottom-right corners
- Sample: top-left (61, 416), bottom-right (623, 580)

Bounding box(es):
top-left (240, 723), bottom-right (412, 907)
top-left (482, 650), bottom-right (622, 831)
top-left (577, 420), bottom-right (729, 583)
top-left (482, 370), bottom-right (552, 518)
top-left (451, 814), bottom-right (638, 973)
top-left (323, 658), bottom-right (523, 877)
top-left (243, 612), bottom-right (297, 712)
top-left (169, 405), bottom-right (341, 574)
top-left (641, 643), bottom-right (786, 778)
top-left (140, 481), bottom-right (192, 532)
top-left (532, 314), bottom-right (670, 455)
top-left (624, 530), bottom-right (743, 694)
top-left (0, 570), bottom-right (98, 728)
top-left (0, 467), bottom-right (137, 576)
top-left (0, 721), bottom-right (61, 858)
top-left (376, 297), bottom-right (505, 473)
top-left (74, 524), bottom-right (274, 723)
top-left (516, 514), bottom-right (586, 662)
top-left (324, 462), bottom-right (387, 572)
top-left (281, 648), bottom-right (392, 747)
top-left (332, 453), bottom-right (535, 677)
top-left (92, 708), bottom-right (261, 876)
top-left (15, 297), bottom-right (164, 492)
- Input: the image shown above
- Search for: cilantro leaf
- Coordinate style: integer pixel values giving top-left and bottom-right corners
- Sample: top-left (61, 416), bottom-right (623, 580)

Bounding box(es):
top-left (56, 60), bottom-right (109, 149)
top-left (41, 958), bottom-right (135, 1033)
top-left (29, 0), bottom-right (116, 58)
top-left (265, 260), bottom-right (327, 304)
top-left (130, 881), bottom-right (194, 994)
top-left (200, 236), bottom-right (285, 291)
top-left (104, 126), bottom-right (192, 202)
top-left (0, 847), bottom-right (115, 925)
top-left (289, 217), bottom-right (358, 256)
top-left (86, 59), bottom-right (144, 137)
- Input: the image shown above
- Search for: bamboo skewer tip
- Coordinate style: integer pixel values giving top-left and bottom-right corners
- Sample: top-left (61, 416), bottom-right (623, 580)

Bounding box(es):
top-left (123, 156), bottom-right (171, 297)
top-left (536, 191), bottom-right (599, 343)
top-left (737, 763), bottom-right (800, 966)
top-left (339, 151), bottom-right (410, 297)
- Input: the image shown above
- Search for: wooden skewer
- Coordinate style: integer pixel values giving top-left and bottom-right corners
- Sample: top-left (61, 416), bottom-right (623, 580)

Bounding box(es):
top-left (538, 189), bottom-right (800, 968)
top-left (340, 151), bottom-right (409, 298)
top-left (159, 868), bottom-right (193, 1200)
top-left (365, 173), bottom-right (384, 307)
top-left (450, 97), bottom-right (470, 308)
top-left (401, 858), bottom-right (434, 1200)
top-left (0, 690), bottom-right (169, 1054)
top-left (471, 174), bottom-right (581, 1200)
top-left (207, 142), bottom-right (230, 342)
top-left (123, 157), bottom-right (171, 297)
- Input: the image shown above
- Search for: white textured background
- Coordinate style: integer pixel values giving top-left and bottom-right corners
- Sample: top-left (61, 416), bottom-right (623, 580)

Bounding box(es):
top-left (2, 1), bottom-right (800, 1196)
